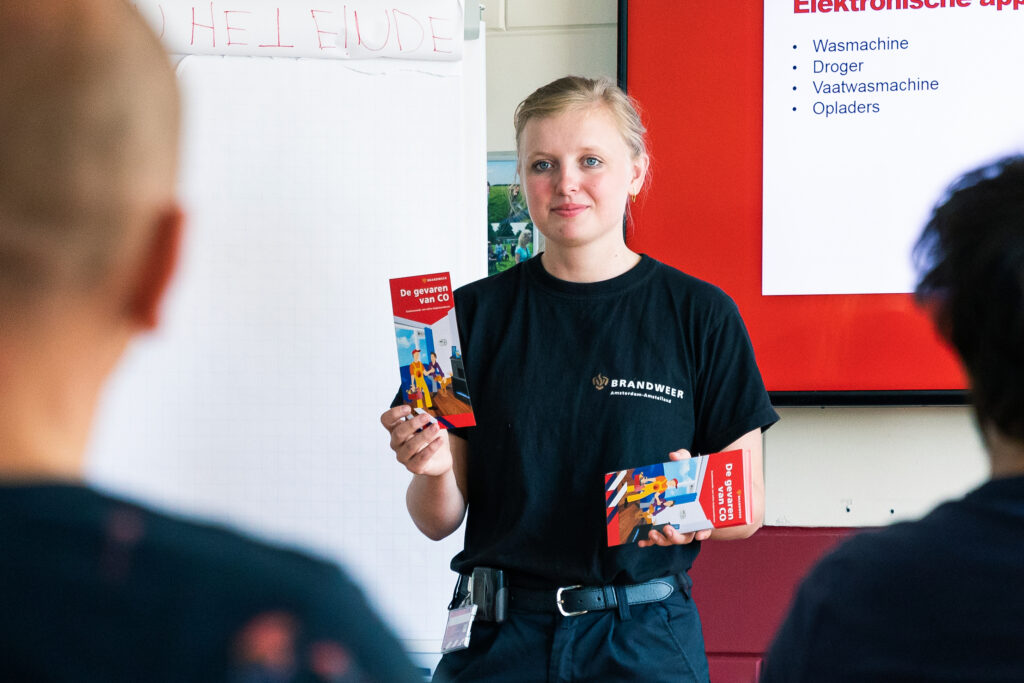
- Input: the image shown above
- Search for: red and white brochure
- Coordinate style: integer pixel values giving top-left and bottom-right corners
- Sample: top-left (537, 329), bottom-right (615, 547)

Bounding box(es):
top-left (389, 272), bottom-right (474, 429)
top-left (604, 449), bottom-right (752, 546)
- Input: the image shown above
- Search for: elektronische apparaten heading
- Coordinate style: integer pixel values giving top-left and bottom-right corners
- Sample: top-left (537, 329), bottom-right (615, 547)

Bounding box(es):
top-left (796, 0), bottom-right (1024, 12)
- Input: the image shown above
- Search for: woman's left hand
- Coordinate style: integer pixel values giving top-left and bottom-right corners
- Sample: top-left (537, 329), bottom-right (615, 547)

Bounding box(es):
top-left (637, 448), bottom-right (714, 548)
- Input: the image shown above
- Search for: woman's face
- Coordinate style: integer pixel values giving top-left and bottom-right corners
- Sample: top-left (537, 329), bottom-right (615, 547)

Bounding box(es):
top-left (518, 105), bottom-right (646, 252)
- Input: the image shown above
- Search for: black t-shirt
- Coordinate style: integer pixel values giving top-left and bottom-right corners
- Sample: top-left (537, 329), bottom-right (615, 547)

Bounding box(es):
top-left (0, 484), bottom-right (422, 683)
top-left (449, 254), bottom-right (778, 588)
top-left (762, 475), bottom-right (1024, 683)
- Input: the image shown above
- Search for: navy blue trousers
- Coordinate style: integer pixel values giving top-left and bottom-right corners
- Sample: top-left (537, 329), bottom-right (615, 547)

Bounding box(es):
top-left (434, 589), bottom-right (709, 683)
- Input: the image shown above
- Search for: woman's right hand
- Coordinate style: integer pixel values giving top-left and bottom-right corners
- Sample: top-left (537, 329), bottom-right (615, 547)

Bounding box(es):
top-left (380, 405), bottom-right (453, 478)
top-left (382, 405), bottom-right (468, 540)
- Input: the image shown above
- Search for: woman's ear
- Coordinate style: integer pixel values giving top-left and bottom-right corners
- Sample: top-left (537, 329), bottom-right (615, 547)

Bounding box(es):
top-left (629, 153), bottom-right (650, 196)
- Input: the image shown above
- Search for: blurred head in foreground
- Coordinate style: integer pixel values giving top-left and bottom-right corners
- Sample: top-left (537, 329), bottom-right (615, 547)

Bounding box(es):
top-left (0, 3), bottom-right (421, 681)
top-left (0, 0), bottom-right (183, 479)
top-left (914, 155), bottom-right (1024, 473)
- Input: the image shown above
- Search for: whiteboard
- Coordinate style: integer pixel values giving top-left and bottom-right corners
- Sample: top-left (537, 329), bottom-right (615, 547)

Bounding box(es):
top-left (86, 32), bottom-right (485, 651)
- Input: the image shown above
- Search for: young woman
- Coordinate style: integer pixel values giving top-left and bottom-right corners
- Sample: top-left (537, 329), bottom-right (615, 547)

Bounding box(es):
top-left (514, 228), bottom-right (532, 263)
top-left (381, 76), bottom-right (778, 682)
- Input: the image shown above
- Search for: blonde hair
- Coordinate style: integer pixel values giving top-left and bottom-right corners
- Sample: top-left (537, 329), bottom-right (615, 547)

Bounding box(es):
top-left (513, 76), bottom-right (649, 168)
top-left (517, 229), bottom-right (532, 248)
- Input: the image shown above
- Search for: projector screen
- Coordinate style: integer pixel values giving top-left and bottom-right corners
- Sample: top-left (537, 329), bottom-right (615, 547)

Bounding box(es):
top-left (763, 1), bottom-right (1024, 296)
top-left (620, 0), bottom-right (1023, 400)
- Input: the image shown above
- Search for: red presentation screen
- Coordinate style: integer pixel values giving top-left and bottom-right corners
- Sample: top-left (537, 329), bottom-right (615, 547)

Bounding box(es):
top-left (622, 0), bottom-right (965, 403)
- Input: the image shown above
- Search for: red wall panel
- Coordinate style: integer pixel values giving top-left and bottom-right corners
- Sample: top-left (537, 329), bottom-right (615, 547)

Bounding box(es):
top-left (690, 527), bottom-right (855, 681)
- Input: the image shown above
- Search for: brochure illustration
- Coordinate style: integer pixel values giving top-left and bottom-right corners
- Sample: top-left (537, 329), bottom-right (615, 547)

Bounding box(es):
top-left (604, 449), bottom-right (752, 546)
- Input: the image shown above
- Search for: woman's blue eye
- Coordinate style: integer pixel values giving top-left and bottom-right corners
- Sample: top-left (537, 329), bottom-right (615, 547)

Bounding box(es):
top-left (583, 157), bottom-right (601, 167)
top-left (532, 160), bottom-right (552, 172)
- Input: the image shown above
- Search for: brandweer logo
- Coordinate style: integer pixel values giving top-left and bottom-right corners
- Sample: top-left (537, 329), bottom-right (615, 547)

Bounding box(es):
top-left (593, 372), bottom-right (686, 405)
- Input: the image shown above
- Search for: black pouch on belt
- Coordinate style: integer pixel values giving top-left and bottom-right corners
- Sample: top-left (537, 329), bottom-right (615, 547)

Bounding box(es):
top-left (471, 567), bottom-right (508, 623)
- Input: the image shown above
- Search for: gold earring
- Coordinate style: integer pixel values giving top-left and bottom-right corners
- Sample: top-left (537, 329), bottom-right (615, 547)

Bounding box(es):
top-left (630, 193), bottom-right (637, 203)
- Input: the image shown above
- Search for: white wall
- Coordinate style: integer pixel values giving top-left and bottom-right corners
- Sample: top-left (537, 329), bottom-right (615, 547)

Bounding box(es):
top-left (482, 0), bottom-right (991, 529)
top-left (767, 406), bottom-right (987, 526)
top-left (483, 0), bottom-right (617, 153)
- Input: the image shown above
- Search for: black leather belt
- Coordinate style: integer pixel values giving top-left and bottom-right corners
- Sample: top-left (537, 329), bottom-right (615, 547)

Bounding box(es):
top-left (457, 574), bottom-right (678, 618)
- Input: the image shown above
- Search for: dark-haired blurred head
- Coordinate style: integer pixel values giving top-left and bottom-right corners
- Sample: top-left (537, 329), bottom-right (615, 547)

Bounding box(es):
top-left (914, 156), bottom-right (1024, 443)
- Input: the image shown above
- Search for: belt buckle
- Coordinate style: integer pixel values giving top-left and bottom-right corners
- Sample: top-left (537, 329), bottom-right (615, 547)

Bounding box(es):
top-left (555, 585), bottom-right (587, 617)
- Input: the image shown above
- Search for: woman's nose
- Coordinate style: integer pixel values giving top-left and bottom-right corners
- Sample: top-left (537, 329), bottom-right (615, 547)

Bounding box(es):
top-left (555, 166), bottom-right (580, 194)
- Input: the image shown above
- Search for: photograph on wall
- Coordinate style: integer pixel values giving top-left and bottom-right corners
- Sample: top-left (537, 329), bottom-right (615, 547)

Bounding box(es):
top-left (487, 155), bottom-right (541, 276)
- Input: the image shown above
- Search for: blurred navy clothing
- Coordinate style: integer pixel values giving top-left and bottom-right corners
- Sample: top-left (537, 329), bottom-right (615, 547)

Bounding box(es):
top-left (0, 484), bottom-right (421, 683)
top-left (763, 475), bottom-right (1024, 683)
